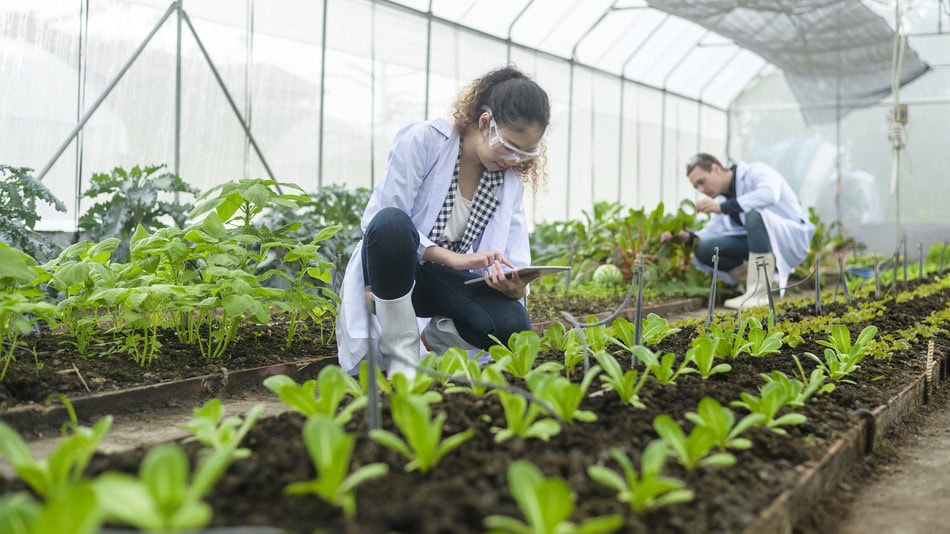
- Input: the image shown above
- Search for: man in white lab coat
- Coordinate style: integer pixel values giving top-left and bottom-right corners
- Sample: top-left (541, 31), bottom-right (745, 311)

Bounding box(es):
top-left (661, 153), bottom-right (814, 309)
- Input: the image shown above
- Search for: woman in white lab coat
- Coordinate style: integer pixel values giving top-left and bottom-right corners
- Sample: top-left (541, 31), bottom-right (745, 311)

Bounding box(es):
top-left (662, 153), bottom-right (814, 309)
top-left (336, 66), bottom-right (551, 376)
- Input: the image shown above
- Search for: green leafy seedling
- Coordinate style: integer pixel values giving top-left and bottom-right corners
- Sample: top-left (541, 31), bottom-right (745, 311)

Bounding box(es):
top-left (285, 416), bottom-right (388, 519)
top-left (264, 367), bottom-right (366, 424)
top-left (684, 397), bottom-right (764, 451)
top-left (369, 394), bottom-right (473, 473)
top-left (592, 351), bottom-right (649, 408)
top-left (484, 460), bottom-right (623, 533)
top-left (588, 443), bottom-right (694, 514)
top-left (491, 390), bottom-right (561, 443)
top-left (653, 414), bottom-right (735, 470)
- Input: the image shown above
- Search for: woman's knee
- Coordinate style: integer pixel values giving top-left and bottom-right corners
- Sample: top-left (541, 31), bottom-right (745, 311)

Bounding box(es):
top-left (365, 208), bottom-right (416, 244)
top-left (467, 304), bottom-right (531, 347)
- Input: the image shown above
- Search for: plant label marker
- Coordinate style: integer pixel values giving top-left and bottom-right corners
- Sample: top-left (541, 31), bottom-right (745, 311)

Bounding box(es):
top-left (926, 340), bottom-right (935, 403)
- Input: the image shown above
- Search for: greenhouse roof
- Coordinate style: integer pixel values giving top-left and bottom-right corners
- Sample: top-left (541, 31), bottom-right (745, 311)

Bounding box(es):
top-left (389, 0), bottom-right (933, 120)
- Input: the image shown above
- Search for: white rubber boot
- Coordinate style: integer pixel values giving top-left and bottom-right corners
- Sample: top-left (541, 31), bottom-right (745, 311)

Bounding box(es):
top-left (422, 316), bottom-right (480, 355)
top-left (724, 253), bottom-right (775, 309)
top-left (374, 284), bottom-right (421, 379)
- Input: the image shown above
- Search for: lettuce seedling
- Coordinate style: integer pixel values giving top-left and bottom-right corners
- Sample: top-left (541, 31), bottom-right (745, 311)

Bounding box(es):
top-left (684, 337), bottom-right (731, 379)
top-left (745, 316), bottom-right (785, 357)
top-left (484, 460), bottom-right (622, 534)
top-left (286, 416), bottom-right (388, 519)
top-left (587, 443), bottom-right (694, 514)
top-left (653, 415), bottom-right (735, 470)
top-left (806, 324), bottom-right (878, 383)
top-left (180, 399), bottom-right (264, 458)
top-left (592, 351), bottom-right (649, 408)
top-left (264, 367), bottom-right (367, 424)
top-left (705, 321), bottom-right (754, 359)
top-left (539, 321), bottom-right (578, 353)
top-left (94, 444), bottom-right (233, 531)
top-left (527, 367), bottom-right (601, 423)
top-left (631, 346), bottom-right (692, 385)
top-left (390, 372), bottom-right (442, 405)
top-left (491, 390), bottom-right (561, 443)
top-left (0, 416), bottom-right (112, 501)
top-left (489, 330), bottom-right (563, 378)
top-left (442, 348), bottom-right (507, 397)
top-left (731, 380), bottom-right (807, 435)
top-left (791, 355), bottom-right (836, 400)
top-left (684, 397), bottom-right (763, 451)
top-left (640, 313), bottom-right (682, 346)
top-left (369, 394), bottom-right (473, 473)
top-left (0, 483), bottom-right (102, 534)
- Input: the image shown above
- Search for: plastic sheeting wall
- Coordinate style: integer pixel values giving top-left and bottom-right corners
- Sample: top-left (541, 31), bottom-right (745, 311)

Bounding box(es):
top-left (1, 0), bottom-right (727, 234)
top-left (731, 32), bottom-right (950, 254)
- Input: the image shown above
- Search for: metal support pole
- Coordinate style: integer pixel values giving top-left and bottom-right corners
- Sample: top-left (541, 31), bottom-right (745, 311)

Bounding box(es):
top-left (175, 2), bottom-right (182, 182)
top-left (36, 2), bottom-right (180, 183)
top-left (705, 247), bottom-right (719, 329)
top-left (918, 242), bottom-right (924, 280)
top-left (318, 0), bottom-right (329, 187)
top-left (633, 257), bottom-right (645, 346)
top-left (815, 253), bottom-right (822, 314)
top-left (180, 10), bottom-right (278, 184)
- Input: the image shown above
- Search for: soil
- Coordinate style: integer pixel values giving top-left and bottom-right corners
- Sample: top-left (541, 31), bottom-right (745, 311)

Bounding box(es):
top-left (0, 286), bottom-right (942, 533)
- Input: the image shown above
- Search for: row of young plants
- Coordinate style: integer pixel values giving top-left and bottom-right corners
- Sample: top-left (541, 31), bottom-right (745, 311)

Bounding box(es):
top-left (0, 179), bottom-right (342, 379)
top-left (5, 273), bottom-right (946, 532)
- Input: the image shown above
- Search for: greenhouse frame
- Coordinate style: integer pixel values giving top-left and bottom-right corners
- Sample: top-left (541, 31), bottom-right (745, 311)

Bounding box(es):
top-left (4, 0), bottom-right (948, 252)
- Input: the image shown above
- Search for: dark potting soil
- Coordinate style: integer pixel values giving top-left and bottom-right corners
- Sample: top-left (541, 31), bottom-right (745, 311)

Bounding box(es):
top-left (61, 287), bottom-right (950, 533)
top-left (0, 291), bottom-right (950, 533)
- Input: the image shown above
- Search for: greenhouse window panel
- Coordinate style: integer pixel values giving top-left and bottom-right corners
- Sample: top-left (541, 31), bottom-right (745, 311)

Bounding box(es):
top-left (509, 0), bottom-right (616, 59)
top-left (431, 0), bottom-right (533, 39)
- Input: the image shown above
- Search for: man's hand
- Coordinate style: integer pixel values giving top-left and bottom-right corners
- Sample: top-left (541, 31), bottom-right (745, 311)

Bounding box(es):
top-left (695, 198), bottom-right (722, 214)
top-left (660, 230), bottom-right (691, 244)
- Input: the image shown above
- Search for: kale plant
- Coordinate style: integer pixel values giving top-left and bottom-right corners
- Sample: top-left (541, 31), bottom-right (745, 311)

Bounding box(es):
top-left (0, 164), bottom-right (67, 261)
top-left (78, 164), bottom-right (198, 261)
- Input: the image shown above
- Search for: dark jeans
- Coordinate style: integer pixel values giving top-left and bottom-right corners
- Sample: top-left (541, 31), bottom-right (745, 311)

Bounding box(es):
top-left (361, 207), bottom-right (530, 349)
top-left (694, 210), bottom-right (771, 271)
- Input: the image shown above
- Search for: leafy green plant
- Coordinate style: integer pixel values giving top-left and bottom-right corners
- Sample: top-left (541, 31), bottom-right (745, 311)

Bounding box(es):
top-left (369, 393), bottom-right (473, 473)
top-left (731, 379), bottom-right (807, 435)
top-left (631, 346), bottom-right (693, 385)
top-left (180, 399), bottom-right (264, 458)
top-left (491, 390), bottom-right (562, 443)
top-left (527, 367), bottom-right (601, 424)
top-left (258, 228), bottom-right (342, 347)
top-left (189, 178), bottom-right (310, 234)
top-left (263, 368), bottom-right (366, 424)
top-left (683, 337), bottom-right (731, 379)
top-left (791, 355), bottom-right (836, 399)
top-left (0, 415), bottom-right (112, 500)
top-left (745, 316), bottom-right (785, 357)
top-left (93, 444), bottom-right (231, 531)
top-left (78, 164), bottom-right (198, 262)
top-left (704, 320), bottom-right (754, 359)
top-left (441, 348), bottom-right (507, 397)
top-left (652, 415), bottom-right (735, 470)
top-left (805, 324), bottom-right (878, 383)
top-left (608, 314), bottom-right (683, 355)
top-left (285, 416), bottom-right (388, 519)
top-left (489, 330), bottom-right (562, 378)
top-left (484, 460), bottom-right (623, 534)
top-left (592, 351), bottom-right (649, 408)
top-left (0, 484), bottom-right (101, 534)
top-left (587, 443), bottom-right (694, 515)
top-left (539, 321), bottom-right (577, 353)
top-left (0, 164), bottom-right (66, 261)
top-left (684, 397), bottom-right (763, 451)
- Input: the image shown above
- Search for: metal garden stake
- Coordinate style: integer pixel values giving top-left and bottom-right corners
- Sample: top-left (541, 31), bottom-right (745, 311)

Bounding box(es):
top-left (759, 256), bottom-right (777, 320)
top-left (837, 255), bottom-right (851, 305)
top-left (363, 288), bottom-right (381, 431)
top-left (918, 242), bottom-right (924, 280)
top-left (815, 253), bottom-right (822, 314)
top-left (633, 256), bottom-right (645, 346)
top-left (705, 247), bottom-right (720, 329)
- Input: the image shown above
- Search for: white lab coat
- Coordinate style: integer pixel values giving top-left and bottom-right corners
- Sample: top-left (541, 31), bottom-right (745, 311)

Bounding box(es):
top-left (335, 118), bottom-right (531, 374)
top-left (694, 161), bottom-right (814, 291)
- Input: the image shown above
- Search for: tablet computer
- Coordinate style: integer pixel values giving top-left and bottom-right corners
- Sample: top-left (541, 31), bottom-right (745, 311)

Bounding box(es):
top-left (463, 265), bottom-right (571, 285)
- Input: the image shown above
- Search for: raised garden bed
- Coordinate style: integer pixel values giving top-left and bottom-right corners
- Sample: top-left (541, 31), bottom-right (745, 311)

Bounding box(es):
top-left (2, 282), bottom-right (945, 533)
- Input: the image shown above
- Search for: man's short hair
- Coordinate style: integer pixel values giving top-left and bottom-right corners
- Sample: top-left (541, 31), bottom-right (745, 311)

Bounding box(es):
top-left (686, 153), bottom-right (723, 175)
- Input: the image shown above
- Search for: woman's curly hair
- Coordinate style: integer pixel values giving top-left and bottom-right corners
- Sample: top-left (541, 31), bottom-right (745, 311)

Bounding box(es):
top-left (449, 65), bottom-right (551, 192)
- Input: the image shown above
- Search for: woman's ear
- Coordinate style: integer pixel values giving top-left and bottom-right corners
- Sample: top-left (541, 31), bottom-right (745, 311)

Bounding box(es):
top-left (478, 110), bottom-right (491, 128)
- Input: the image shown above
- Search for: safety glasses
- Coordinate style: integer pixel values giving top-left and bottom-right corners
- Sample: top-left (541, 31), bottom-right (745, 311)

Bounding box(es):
top-left (485, 112), bottom-right (541, 163)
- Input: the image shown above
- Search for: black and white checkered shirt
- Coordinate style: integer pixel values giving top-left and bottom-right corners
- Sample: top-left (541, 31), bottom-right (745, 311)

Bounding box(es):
top-left (428, 142), bottom-right (504, 254)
